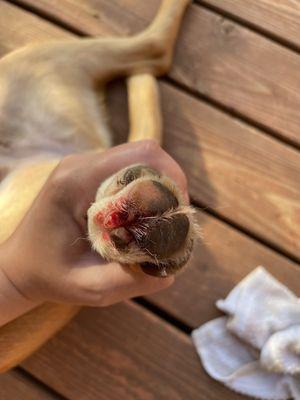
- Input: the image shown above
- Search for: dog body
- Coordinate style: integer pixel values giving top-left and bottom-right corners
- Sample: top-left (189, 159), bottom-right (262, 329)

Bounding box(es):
top-left (0, 0), bottom-right (191, 372)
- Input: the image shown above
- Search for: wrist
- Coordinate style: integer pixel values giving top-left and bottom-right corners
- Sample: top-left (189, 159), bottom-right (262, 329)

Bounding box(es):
top-left (0, 246), bottom-right (41, 327)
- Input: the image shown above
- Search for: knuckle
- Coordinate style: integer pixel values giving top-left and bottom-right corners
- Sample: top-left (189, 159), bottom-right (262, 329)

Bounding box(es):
top-left (139, 139), bottom-right (161, 159)
top-left (49, 168), bottom-right (70, 193)
top-left (47, 158), bottom-right (76, 202)
top-left (57, 154), bottom-right (79, 173)
top-left (51, 155), bottom-right (78, 184)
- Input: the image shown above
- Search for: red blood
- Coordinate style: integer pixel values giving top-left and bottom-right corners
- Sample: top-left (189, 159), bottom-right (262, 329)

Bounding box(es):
top-left (94, 199), bottom-right (130, 229)
top-left (103, 210), bottom-right (128, 229)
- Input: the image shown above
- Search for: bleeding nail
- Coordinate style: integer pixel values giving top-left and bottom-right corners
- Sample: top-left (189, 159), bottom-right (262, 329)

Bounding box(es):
top-left (104, 212), bottom-right (121, 228)
top-left (104, 210), bottom-right (128, 229)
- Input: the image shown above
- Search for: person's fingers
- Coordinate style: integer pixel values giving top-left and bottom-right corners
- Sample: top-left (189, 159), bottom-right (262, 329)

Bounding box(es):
top-left (47, 140), bottom-right (189, 230)
top-left (69, 261), bottom-right (174, 306)
top-left (82, 140), bottom-right (189, 206)
top-left (97, 140), bottom-right (188, 193)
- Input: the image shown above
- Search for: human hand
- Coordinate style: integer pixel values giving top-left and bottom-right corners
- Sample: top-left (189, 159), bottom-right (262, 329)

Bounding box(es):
top-left (0, 140), bottom-right (189, 309)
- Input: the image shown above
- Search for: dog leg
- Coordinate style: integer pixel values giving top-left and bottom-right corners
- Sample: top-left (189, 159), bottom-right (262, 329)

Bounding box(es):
top-left (127, 0), bottom-right (191, 143)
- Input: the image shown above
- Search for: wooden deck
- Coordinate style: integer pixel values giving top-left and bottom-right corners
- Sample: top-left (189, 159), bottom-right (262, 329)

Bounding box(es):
top-left (0, 0), bottom-right (300, 398)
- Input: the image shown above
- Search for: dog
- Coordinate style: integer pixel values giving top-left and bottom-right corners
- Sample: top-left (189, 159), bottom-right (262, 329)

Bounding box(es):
top-left (0, 0), bottom-right (193, 372)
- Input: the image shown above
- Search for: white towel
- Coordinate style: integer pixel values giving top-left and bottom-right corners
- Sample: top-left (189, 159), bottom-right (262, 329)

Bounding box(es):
top-left (192, 267), bottom-right (300, 400)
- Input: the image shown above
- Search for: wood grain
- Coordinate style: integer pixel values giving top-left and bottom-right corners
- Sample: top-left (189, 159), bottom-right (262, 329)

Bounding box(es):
top-left (22, 302), bottom-right (246, 400)
top-left (0, 1), bottom-right (71, 55)
top-left (13, 0), bottom-right (300, 147)
top-left (111, 79), bottom-right (300, 259)
top-left (0, 369), bottom-right (58, 399)
top-left (161, 83), bottom-right (300, 259)
top-left (0, 2), bottom-right (299, 258)
top-left (202, 0), bottom-right (300, 50)
top-left (0, 4), bottom-right (299, 397)
top-left (147, 210), bottom-right (300, 327)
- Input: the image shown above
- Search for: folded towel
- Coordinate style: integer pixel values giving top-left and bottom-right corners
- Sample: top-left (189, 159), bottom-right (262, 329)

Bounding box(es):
top-left (192, 267), bottom-right (300, 400)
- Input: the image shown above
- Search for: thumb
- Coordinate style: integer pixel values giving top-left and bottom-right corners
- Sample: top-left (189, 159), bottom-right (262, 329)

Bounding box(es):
top-left (70, 261), bottom-right (174, 307)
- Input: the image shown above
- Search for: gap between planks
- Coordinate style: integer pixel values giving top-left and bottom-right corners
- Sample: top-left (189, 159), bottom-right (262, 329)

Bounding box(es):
top-left (196, 0), bottom-right (300, 56)
top-left (134, 298), bottom-right (192, 334)
top-left (7, 0), bottom-right (88, 37)
top-left (5, 0), bottom-right (300, 152)
top-left (191, 199), bottom-right (300, 265)
top-left (166, 75), bottom-right (300, 152)
top-left (0, 367), bottom-right (68, 400)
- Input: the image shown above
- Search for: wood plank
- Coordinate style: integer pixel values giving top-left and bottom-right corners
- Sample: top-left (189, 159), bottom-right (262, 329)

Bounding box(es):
top-left (0, 2), bottom-right (299, 259)
top-left (0, 369), bottom-right (58, 399)
top-left (161, 83), bottom-right (300, 259)
top-left (22, 302), bottom-right (246, 400)
top-left (202, 0), bottom-right (300, 50)
top-left (0, 0), bottom-right (71, 55)
top-left (147, 210), bottom-right (300, 327)
top-left (14, 0), bottom-right (300, 147)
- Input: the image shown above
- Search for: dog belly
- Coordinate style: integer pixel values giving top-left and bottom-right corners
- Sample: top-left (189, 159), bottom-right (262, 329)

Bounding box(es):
top-left (0, 62), bottom-right (111, 180)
